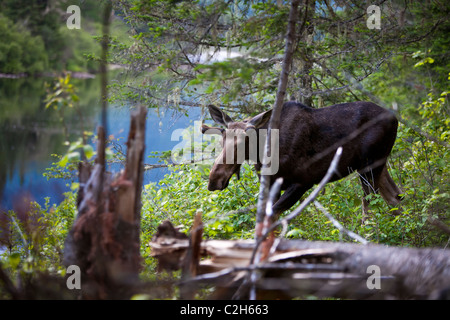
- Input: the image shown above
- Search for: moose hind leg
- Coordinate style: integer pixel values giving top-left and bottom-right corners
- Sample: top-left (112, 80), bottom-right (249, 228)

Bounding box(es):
top-left (378, 166), bottom-right (402, 215)
top-left (358, 166), bottom-right (384, 219)
top-left (359, 165), bottom-right (402, 218)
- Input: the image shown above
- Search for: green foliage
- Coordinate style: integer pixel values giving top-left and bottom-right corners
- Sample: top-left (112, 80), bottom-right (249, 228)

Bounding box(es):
top-left (141, 163), bottom-right (259, 243)
top-left (139, 72), bottom-right (450, 249)
top-left (2, 82), bottom-right (448, 288)
top-left (58, 26), bottom-right (101, 72)
top-left (0, 0), bottom-right (65, 72)
top-left (0, 193), bottom-right (77, 298)
top-left (112, 0), bottom-right (450, 111)
top-left (1, 0), bottom-right (449, 296)
top-left (42, 73), bottom-right (119, 182)
top-left (45, 73), bottom-right (80, 111)
top-left (0, 14), bottom-right (48, 73)
top-left (0, 0), bottom-right (127, 73)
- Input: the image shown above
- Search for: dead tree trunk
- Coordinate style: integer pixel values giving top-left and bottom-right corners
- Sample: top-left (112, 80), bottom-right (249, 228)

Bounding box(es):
top-left (256, 0), bottom-right (301, 241)
top-left (297, 0), bottom-right (315, 107)
top-left (150, 220), bottom-right (450, 300)
top-left (63, 106), bottom-right (147, 299)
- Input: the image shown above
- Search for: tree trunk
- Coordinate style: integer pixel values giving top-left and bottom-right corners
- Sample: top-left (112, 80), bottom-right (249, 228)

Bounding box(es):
top-left (297, 0), bottom-right (315, 107)
top-left (150, 220), bottom-right (450, 300)
top-left (63, 106), bottom-right (147, 299)
top-left (255, 0), bottom-right (301, 240)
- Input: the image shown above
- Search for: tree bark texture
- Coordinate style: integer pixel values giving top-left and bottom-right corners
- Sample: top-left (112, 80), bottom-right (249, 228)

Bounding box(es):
top-left (256, 0), bottom-right (301, 237)
top-left (151, 220), bottom-right (450, 300)
top-left (63, 106), bottom-right (147, 299)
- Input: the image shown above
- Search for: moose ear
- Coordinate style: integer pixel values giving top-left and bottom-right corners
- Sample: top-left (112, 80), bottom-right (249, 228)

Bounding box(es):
top-left (247, 109), bottom-right (272, 129)
top-left (208, 105), bottom-right (233, 127)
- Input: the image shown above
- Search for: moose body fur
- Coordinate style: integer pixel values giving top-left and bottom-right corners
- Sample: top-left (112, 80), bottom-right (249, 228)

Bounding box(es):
top-left (203, 101), bottom-right (402, 221)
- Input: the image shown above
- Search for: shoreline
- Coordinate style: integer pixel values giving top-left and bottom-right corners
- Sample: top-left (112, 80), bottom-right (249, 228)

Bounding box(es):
top-left (0, 65), bottom-right (127, 79)
top-left (0, 71), bottom-right (96, 79)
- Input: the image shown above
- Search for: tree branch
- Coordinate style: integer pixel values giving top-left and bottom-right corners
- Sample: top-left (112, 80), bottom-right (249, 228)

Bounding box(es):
top-left (255, 0), bottom-right (301, 239)
top-left (314, 201), bottom-right (368, 244)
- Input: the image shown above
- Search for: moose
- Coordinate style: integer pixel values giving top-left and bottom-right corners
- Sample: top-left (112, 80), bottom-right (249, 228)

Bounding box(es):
top-left (201, 101), bottom-right (402, 224)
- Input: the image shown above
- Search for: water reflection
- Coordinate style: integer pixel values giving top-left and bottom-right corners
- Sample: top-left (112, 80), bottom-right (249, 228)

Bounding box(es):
top-left (0, 76), bottom-right (99, 209)
top-left (0, 76), bottom-right (200, 210)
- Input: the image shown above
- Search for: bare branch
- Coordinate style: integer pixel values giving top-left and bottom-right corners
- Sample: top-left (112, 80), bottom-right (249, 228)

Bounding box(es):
top-left (269, 147), bottom-right (343, 236)
top-left (249, 147), bottom-right (343, 268)
top-left (314, 201), bottom-right (368, 244)
top-left (255, 0), bottom-right (301, 240)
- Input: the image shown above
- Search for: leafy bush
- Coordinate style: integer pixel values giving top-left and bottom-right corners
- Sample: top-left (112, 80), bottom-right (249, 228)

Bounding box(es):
top-left (0, 193), bottom-right (77, 299)
top-left (0, 14), bottom-right (48, 73)
top-left (2, 77), bottom-right (448, 291)
top-left (141, 163), bottom-right (259, 243)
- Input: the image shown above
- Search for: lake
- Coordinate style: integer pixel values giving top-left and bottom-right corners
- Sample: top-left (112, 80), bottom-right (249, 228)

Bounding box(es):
top-left (0, 75), bottom-right (201, 211)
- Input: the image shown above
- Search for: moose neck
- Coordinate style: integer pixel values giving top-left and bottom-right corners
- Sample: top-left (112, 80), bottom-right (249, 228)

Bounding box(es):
top-left (249, 125), bottom-right (276, 175)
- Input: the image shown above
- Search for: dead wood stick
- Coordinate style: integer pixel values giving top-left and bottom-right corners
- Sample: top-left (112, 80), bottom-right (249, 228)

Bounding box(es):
top-left (180, 211), bottom-right (203, 299)
top-left (255, 0), bottom-right (301, 240)
top-left (152, 235), bottom-right (450, 299)
top-left (314, 200), bottom-right (368, 244)
top-left (150, 220), bottom-right (450, 299)
top-left (272, 147), bottom-right (343, 233)
top-left (250, 146), bottom-right (343, 266)
top-left (183, 211), bottom-right (203, 277)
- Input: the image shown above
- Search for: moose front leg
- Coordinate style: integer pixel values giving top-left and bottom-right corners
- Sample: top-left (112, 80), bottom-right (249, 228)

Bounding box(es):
top-left (271, 184), bottom-right (308, 223)
top-left (256, 183), bottom-right (307, 261)
top-left (255, 184), bottom-right (307, 237)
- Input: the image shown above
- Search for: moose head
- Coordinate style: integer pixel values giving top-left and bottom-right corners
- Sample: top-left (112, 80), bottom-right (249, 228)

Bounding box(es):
top-left (201, 105), bottom-right (272, 191)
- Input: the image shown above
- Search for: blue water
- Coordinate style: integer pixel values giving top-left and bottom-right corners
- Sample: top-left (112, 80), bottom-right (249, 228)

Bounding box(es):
top-left (0, 105), bottom-right (202, 211)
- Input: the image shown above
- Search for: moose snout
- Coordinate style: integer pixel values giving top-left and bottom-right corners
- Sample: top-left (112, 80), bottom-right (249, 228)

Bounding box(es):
top-left (208, 164), bottom-right (240, 191)
top-left (208, 178), bottom-right (228, 191)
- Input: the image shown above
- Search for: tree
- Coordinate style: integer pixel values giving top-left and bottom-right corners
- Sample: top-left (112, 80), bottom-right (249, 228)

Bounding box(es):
top-left (0, 14), bottom-right (48, 73)
top-left (110, 0), bottom-right (448, 113)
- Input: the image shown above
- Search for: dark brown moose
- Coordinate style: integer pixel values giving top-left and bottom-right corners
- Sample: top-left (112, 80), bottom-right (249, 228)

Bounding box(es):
top-left (201, 101), bottom-right (402, 223)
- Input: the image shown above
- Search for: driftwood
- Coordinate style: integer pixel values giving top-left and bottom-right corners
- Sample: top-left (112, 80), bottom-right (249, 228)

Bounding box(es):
top-left (63, 106), bottom-right (147, 299)
top-left (150, 219), bottom-right (450, 300)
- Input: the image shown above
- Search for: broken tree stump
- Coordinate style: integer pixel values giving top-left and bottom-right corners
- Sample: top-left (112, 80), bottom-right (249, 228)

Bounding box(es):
top-left (150, 220), bottom-right (450, 300)
top-left (180, 211), bottom-right (204, 299)
top-left (63, 106), bottom-right (147, 299)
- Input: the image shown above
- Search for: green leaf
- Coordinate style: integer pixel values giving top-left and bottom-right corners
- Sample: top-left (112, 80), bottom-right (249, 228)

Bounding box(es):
top-left (8, 253), bottom-right (21, 269)
top-left (68, 138), bottom-right (84, 152)
top-left (83, 144), bottom-right (95, 159)
top-left (105, 147), bottom-right (114, 160)
top-left (70, 182), bottom-right (80, 191)
top-left (71, 94), bottom-right (79, 102)
top-left (131, 294), bottom-right (151, 300)
top-left (58, 154), bottom-right (69, 167)
top-left (67, 151), bottom-right (81, 161)
top-left (414, 57), bottom-right (434, 68)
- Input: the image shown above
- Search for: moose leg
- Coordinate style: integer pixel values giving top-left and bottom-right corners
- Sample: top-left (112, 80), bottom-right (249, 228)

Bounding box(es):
top-left (359, 165), bottom-right (402, 219)
top-left (358, 166), bottom-right (384, 220)
top-left (378, 166), bottom-right (402, 215)
top-left (256, 184), bottom-right (306, 236)
top-left (257, 184), bottom-right (306, 260)
top-left (271, 184), bottom-right (308, 222)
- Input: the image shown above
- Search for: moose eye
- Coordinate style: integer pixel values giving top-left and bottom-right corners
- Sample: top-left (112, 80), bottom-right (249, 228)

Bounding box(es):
top-left (245, 126), bottom-right (256, 134)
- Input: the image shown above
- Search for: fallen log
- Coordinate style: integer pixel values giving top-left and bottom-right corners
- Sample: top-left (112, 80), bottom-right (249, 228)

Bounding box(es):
top-left (150, 220), bottom-right (450, 300)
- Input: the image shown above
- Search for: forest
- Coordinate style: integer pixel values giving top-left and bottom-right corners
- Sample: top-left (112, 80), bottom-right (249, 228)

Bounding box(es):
top-left (0, 0), bottom-right (449, 302)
